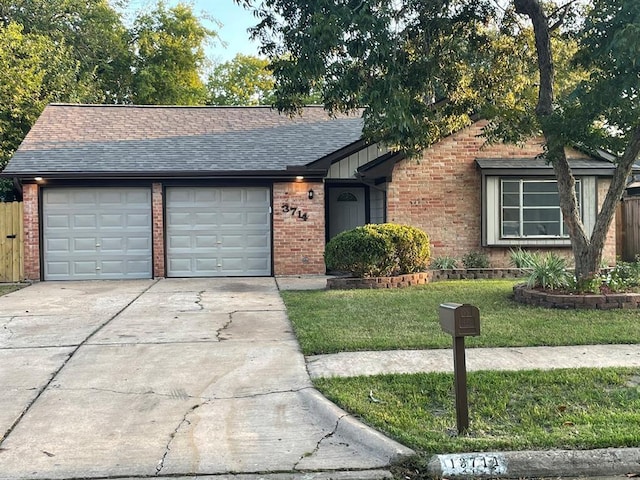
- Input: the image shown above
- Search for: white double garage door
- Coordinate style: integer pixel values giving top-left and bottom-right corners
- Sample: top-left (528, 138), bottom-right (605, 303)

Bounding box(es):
top-left (43, 187), bottom-right (272, 280)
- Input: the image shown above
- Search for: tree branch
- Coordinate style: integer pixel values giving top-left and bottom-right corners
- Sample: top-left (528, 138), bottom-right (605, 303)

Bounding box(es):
top-left (514, 0), bottom-right (554, 117)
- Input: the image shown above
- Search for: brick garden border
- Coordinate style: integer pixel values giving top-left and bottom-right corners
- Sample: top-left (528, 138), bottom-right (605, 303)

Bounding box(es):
top-left (513, 283), bottom-right (640, 310)
top-left (326, 270), bottom-right (640, 310)
top-left (326, 268), bottom-right (526, 290)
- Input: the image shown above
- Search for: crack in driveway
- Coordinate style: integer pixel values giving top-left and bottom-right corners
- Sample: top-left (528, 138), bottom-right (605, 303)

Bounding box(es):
top-left (293, 413), bottom-right (348, 470)
top-left (155, 402), bottom-right (203, 475)
top-left (1, 316), bottom-right (16, 341)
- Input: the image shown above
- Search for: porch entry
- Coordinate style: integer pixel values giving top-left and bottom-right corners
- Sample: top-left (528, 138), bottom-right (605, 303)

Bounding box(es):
top-left (327, 186), bottom-right (367, 239)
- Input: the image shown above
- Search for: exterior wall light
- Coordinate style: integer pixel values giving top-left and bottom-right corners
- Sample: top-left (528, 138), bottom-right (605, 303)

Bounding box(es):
top-left (308, 189), bottom-right (314, 200)
top-left (295, 175), bottom-right (304, 182)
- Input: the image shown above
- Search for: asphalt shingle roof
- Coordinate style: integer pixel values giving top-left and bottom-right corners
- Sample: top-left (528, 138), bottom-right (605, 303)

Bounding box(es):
top-left (3, 104), bottom-right (364, 177)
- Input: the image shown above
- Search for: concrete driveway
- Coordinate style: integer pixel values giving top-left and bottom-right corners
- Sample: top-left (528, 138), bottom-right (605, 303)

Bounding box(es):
top-left (0, 278), bottom-right (411, 479)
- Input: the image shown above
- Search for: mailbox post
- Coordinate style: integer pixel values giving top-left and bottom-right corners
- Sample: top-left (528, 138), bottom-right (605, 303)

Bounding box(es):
top-left (439, 303), bottom-right (480, 434)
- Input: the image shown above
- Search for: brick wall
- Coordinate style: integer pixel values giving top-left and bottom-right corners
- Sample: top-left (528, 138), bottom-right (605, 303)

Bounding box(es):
top-left (273, 181), bottom-right (326, 275)
top-left (22, 183), bottom-right (40, 280)
top-left (387, 120), bottom-right (617, 268)
top-left (152, 183), bottom-right (165, 277)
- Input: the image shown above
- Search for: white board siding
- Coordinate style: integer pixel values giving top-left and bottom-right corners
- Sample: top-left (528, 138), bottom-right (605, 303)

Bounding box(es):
top-left (327, 144), bottom-right (389, 179)
top-left (165, 187), bottom-right (271, 277)
top-left (43, 188), bottom-right (152, 280)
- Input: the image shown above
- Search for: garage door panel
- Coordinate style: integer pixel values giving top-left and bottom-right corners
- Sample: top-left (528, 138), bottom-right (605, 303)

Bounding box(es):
top-left (166, 187), bottom-right (271, 277)
top-left (194, 212), bottom-right (217, 225)
top-left (43, 187), bottom-right (152, 280)
top-left (74, 214), bottom-right (97, 228)
top-left (46, 238), bottom-right (70, 252)
top-left (74, 237), bottom-right (99, 252)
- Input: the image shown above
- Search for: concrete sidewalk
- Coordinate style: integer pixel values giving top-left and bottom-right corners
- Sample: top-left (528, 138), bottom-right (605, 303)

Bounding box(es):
top-left (306, 344), bottom-right (640, 378)
top-left (0, 278), bottom-right (411, 480)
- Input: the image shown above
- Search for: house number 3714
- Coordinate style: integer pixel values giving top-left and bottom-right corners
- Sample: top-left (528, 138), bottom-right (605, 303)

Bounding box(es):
top-left (282, 204), bottom-right (309, 221)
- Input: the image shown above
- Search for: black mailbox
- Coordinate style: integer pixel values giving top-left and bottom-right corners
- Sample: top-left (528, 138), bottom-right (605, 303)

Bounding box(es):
top-left (439, 303), bottom-right (480, 337)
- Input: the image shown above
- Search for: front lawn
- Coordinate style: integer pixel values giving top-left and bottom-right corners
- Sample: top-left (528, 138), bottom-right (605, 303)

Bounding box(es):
top-left (281, 280), bottom-right (640, 355)
top-left (317, 368), bottom-right (640, 454)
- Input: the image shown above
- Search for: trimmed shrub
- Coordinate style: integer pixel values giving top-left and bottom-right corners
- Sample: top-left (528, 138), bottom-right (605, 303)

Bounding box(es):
top-left (325, 223), bottom-right (430, 277)
top-left (462, 250), bottom-right (490, 269)
top-left (369, 223), bottom-right (431, 274)
top-left (324, 226), bottom-right (395, 277)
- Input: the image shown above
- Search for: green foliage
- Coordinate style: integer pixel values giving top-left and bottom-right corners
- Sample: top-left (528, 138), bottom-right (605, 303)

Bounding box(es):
top-left (572, 258), bottom-right (640, 294)
top-left (509, 247), bottom-right (541, 269)
top-left (430, 256), bottom-right (458, 270)
top-left (207, 54), bottom-right (275, 105)
top-left (325, 223), bottom-right (430, 277)
top-left (461, 250), bottom-right (490, 269)
top-left (131, 2), bottom-right (214, 105)
top-left (371, 223), bottom-right (431, 274)
top-left (526, 252), bottom-right (572, 290)
top-left (324, 226), bottom-right (394, 277)
top-left (0, 21), bottom-right (81, 169)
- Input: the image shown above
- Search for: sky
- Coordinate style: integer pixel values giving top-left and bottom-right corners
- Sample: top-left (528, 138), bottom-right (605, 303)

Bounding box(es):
top-left (125, 0), bottom-right (262, 63)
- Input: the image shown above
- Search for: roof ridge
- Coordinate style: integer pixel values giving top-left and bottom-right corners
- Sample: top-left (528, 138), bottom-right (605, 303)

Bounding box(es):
top-left (46, 103), bottom-right (330, 110)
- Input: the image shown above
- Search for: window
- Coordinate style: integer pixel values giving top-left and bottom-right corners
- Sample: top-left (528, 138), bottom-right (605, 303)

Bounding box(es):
top-left (500, 179), bottom-right (581, 238)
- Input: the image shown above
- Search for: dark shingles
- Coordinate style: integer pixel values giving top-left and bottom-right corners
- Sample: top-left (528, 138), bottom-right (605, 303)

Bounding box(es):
top-left (3, 105), bottom-right (364, 176)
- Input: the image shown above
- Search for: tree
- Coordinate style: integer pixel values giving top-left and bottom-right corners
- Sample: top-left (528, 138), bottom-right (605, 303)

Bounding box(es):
top-left (131, 1), bottom-right (216, 105)
top-left (206, 54), bottom-right (275, 105)
top-left (238, 0), bottom-right (640, 281)
top-left (513, 0), bottom-right (640, 280)
top-left (0, 22), bottom-right (82, 170)
top-left (0, 0), bottom-right (132, 103)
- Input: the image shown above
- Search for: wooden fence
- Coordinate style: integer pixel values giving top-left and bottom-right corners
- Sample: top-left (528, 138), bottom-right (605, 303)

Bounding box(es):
top-left (0, 202), bottom-right (23, 282)
top-left (621, 197), bottom-right (640, 261)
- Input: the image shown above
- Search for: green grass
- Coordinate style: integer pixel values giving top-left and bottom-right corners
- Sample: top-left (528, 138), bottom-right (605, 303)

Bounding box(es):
top-left (0, 284), bottom-right (24, 296)
top-left (316, 368), bottom-right (640, 453)
top-left (282, 280), bottom-right (640, 355)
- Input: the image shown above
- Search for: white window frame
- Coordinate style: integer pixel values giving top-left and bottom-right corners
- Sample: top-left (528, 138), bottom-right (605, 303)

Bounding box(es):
top-left (484, 176), bottom-right (596, 247)
top-left (500, 178), bottom-right (581, 239)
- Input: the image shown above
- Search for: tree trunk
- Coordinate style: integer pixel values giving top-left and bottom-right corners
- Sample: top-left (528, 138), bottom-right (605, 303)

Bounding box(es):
top-left (515, 0), bottom-right (640, 282)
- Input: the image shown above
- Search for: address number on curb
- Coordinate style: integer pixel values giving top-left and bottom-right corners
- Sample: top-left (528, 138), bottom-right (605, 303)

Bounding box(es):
top-left (438, 453), bottom-right (508, 477)
top-left (282, 204), bottom-right (309, 221)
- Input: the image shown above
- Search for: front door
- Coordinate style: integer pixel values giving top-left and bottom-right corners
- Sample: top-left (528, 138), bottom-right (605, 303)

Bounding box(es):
top-left (328, 186), bottom-right (366, 239)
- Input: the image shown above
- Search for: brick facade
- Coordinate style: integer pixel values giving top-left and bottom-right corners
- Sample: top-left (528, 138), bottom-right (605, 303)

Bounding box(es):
top-left (151, 183), bottom-right (165, 278)
top-left (387, 120), bottom-right (618, 267)
top-left (22, 183), bottom-right (40, 280)
top-left (272, 181), bottom-right (326, 275)
top-left (16, 121), bottom-right (619, 281)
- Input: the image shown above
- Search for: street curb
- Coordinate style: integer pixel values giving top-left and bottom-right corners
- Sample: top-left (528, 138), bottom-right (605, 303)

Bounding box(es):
top-left (301, 388), bottom-right (415, 464)
top-left (427, 447), bottom-right (640, 478)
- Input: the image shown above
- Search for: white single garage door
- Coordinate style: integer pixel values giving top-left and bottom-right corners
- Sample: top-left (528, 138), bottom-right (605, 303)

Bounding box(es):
top-left (43, 188), bottom-right (153, 280)
top-left (166, 187), bottom-right (271, 277)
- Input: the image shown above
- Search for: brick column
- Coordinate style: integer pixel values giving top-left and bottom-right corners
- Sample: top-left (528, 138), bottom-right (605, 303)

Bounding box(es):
top-left (152, 182), bottom-right (165, 278)
top-left (273, 181), bottom-right (325, 275)
top-left (22, 183), bottom-right (41, 281)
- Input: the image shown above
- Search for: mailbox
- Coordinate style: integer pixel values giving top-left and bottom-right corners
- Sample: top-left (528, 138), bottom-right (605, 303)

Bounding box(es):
top-left (439, 303), bottom-right (480, 337)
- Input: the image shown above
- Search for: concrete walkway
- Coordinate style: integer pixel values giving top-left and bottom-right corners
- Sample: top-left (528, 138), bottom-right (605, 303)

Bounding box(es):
top-left (307, 344), bottom-right (640, 378)
top-left (0, 278), bottom-right (410, 480)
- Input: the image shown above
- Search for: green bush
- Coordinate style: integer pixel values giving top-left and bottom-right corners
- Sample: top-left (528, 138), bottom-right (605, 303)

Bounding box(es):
top-left (370, 223), bottom-right (431, 274)
top-left (509, 247), bottom-right (541, 269)
top-left (526, 252), bottom-right (572, 290)
top-left (462, 250), bottom-right (490, 269)
top-left (324, 223), bottom-right (430, 277)
top-left (430, 256), bottom-right (458, 269)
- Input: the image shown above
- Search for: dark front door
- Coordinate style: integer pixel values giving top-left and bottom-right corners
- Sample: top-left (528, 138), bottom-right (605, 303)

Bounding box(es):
top-left (328, 186), bottom-right (367, 239)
